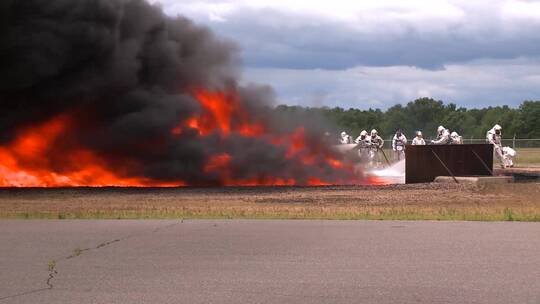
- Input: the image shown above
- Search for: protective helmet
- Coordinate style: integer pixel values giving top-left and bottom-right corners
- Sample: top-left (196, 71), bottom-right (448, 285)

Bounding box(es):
top-left (493, 124), bottom-right (502, 131)
top-left (451, 131), bottom-right (458, 138)
top-left (416, 131), bottom-right (423, 137)
top-left (370, 129), bottom-right (378, 136)
top-left (360, 130), bottom-right (367, 136)
top-left (437, 125), bottom-right (445, 133)
top-left (340, 131), bottom-right (347, 137)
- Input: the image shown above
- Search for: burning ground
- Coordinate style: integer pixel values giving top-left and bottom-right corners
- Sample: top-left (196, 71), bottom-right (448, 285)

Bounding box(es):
top-left (0, 0), bottom-right (363, 187)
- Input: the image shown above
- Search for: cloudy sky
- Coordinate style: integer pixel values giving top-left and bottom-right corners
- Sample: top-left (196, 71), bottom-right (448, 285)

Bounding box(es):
top-left (151, 0), bottom-right (540, 109)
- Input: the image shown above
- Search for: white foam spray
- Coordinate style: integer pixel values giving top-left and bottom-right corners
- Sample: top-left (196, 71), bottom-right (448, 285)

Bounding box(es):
top-left (367, 159), bottom-right (406, 184)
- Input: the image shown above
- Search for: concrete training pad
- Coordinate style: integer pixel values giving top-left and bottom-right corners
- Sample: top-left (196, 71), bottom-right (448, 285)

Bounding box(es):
top-left (434, 176), bottom-right (513, 184)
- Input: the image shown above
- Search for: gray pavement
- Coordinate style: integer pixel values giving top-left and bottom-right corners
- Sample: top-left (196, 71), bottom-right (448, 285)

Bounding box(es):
top-left (0, 220), bottom-right (539, 304)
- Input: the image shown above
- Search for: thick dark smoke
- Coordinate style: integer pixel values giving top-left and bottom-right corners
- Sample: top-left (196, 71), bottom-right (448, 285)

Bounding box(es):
top-left (0, 0), bottom-right (346, 185)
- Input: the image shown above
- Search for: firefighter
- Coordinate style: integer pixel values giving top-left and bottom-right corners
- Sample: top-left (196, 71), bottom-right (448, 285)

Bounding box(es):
top-left (323, 131), bottom-right (334, 146)
top-left (392, 129), bottom-right (407, 161)
top-left (431, 125), bottom-right (450, 145)
top-left (502, 146), bottom-right (516, 168)
top-left (354, 130), bottom-right (368, 144)
top-left (340, 131), bottom-right (352, 144)
top-left (412, 131), bottom-right (426, 145)
top-left (355, 130), bottom-right (370, 161)
top-left (486, 124), bottom-right (505, 168)
top-left (369, 129), bottom-right (384, 149)
top-left (450, 131), bottom-right (463, 144)
top-left (368, 129), bottom-right (384, 167)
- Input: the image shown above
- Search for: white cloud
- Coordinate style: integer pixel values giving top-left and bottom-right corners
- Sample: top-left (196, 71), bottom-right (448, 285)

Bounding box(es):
top-left (153, 0), bottom-right (465, 23)
top-left (151, 0), bottom-right (505, 33)
top-left (243, 58), bottom-right (540, 109)
top-left (501, 0), bottom-right (540, 21)
top-left (152, 0), bottom-right (540, 68)
top-left (148, 0), bottom-right (540, 108)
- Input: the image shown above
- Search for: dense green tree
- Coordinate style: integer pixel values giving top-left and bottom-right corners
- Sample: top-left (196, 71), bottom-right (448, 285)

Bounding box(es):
top-left (515, 101), bottom-right (540, 138)
top-left (273, 100), bottom-right (540, 140)
top-left (402, 98), bottom-right (447, 138)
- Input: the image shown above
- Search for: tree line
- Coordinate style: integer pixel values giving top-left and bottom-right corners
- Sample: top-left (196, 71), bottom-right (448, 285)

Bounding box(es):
top-left (275, 99), bottom-right (540, 140)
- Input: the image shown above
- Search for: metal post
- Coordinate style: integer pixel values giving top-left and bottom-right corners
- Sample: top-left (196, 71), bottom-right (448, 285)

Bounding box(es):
top-left (471, 149), bottom-right (493, 176)
top-left (430, 148), bottom-right (459, 184)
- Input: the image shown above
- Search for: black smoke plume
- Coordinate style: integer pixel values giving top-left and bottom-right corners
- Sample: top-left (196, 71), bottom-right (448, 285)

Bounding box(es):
top-left (0, 0), bottom-right (350, 186)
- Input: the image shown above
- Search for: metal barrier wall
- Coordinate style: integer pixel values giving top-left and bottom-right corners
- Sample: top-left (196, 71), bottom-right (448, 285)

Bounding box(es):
top-left (405, 144), bottom-right (493, 184)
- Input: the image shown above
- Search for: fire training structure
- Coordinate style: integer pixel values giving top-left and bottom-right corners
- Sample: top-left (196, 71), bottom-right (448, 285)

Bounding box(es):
top-left (405, 144), bottom-right (494, 184)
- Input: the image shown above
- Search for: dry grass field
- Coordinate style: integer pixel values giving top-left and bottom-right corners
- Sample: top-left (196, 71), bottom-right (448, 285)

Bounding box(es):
top-left (0, 182), bottom-right (539, 221)
top-left (514, 148), bottom-right (540, 166)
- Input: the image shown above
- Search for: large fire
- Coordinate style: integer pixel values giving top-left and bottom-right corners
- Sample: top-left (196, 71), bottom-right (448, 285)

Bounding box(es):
top-left (0, 89), bottom-right (368, 187)
top-left (0, 0), bottom-right (395, 188)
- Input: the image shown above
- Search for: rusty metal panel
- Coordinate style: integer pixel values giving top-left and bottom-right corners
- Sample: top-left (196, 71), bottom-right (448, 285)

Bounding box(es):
top-left (405, 144), bottom-right (493, 183)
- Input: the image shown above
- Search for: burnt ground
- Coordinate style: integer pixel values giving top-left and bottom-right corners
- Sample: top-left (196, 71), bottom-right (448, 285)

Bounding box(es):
top-left (0, 182), bottom-right (539, 221)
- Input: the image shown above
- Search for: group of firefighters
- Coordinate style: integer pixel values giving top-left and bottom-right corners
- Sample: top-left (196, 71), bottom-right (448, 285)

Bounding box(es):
top-left (338, 124), bottom-right (515, 168)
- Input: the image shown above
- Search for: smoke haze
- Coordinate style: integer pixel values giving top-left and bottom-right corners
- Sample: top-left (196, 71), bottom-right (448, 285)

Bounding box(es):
top-left (0, 0), bottom-right (356, 186)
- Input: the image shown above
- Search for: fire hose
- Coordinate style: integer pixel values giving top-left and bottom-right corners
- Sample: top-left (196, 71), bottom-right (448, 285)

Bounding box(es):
top-left (378, 147), bottom-right (392, 167)
top-left (356, 142), bottom-right (391, 167)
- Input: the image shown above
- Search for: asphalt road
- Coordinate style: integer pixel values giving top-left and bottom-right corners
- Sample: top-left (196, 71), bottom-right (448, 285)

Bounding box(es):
top-left (0, 220), bottom-right (539, 304)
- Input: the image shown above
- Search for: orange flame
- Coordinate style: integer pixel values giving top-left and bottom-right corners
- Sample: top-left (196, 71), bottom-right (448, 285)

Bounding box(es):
top-left (0, 116), bottom-right (182, 187)
top-left (1, 89), bottom-right (382, 187)
top-left (204, 153), bottom-right (231, 173)
top-left (172, 90), bottom-right (267, 137)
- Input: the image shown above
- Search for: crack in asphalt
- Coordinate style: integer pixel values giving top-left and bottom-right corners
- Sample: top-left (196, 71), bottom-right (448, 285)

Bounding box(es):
top-left (0, 220), bottom-right (183, 302)
top-left (0, 288), bottom-right (50, 301)
top-left (45, 268), bottom-right (57, 290)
